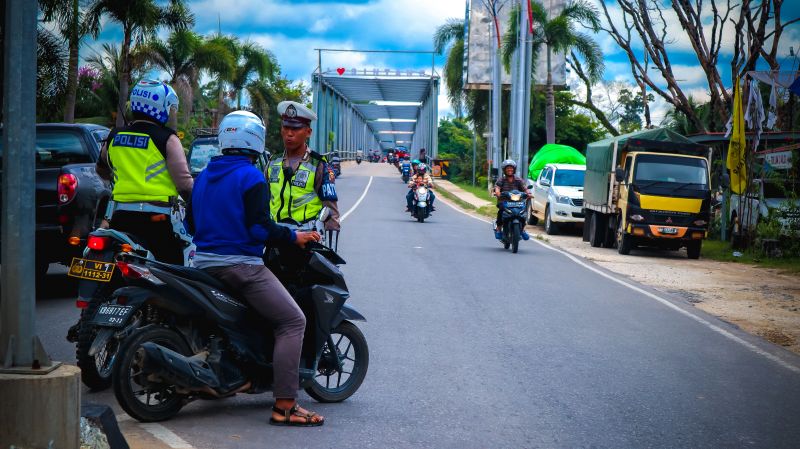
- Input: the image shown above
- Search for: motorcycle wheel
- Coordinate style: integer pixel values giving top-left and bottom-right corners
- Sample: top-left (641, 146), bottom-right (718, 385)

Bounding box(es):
top-left (306, 321), bottom-right (369, 403)
top-left (511, 222), bottom-right (521, 253)
top-left (76, 300), bottom-right (118, 391)
top-left (503, 224), bottom-right (510, 249)
top-left (113, 326), bottom-right (190, 422)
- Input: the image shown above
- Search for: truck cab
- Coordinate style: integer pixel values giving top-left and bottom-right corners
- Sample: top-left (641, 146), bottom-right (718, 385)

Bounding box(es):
top-left (615, 151), bottom-right (711, 258)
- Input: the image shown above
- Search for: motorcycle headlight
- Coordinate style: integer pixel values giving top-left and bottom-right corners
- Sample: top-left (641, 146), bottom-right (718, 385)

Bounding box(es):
top-left (510, 193), bottom-right (522, 201)
top-left (556, 195), bottom-right (571, 204)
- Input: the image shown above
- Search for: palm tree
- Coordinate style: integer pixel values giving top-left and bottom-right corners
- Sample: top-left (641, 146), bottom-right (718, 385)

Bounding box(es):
top-left (433, 18), bottom-right (491, 132)
top-left (40, 0), bottom-right (93, 123)
top-left (36, 27), bottom-right (69, 122)
top-left (137, 30), bottom-right (235, 126)
top-left (84, 43), bottom-right (149, 121)
top-left (85, 0), bottom-right (194, 126)
top-left (504, 0), bottom-right (603, 143)
top-left (229, 41), bottom-right (277, 110)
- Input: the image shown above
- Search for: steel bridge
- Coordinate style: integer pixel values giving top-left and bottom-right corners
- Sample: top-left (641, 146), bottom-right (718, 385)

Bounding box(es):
top-left (310, 49), bottom-right (439, 160)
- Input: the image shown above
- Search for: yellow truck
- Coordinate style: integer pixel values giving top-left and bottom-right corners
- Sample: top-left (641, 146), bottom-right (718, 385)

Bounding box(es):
top-left (582, 128), bottom-right (712, 259)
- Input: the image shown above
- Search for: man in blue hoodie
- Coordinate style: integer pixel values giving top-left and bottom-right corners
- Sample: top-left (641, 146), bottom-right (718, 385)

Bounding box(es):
top-left (190, 111), bottom-right (325, 427)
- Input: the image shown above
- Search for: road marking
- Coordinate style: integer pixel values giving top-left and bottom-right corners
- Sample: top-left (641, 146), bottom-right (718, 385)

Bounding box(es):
top-left (341, 176), bottom-right (373, 222)
top-left (439, 196), bottom-right (800, 374)
top-left (140, 423), bottom-right (195, 448)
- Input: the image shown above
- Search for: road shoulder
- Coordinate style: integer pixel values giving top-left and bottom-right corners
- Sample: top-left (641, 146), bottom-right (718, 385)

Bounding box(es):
top-left (435, 180), bottom-right (800, 356)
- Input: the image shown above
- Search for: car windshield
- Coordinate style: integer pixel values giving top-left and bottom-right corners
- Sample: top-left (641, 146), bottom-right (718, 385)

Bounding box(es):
top-left (0, 129), bottom-right (91, 169)
top-left (634, 154), bottom-right (708, 188)
top-left (189, 141), bottom-right (221, 173)
top-left (553, 169), bottom-right (585, 187)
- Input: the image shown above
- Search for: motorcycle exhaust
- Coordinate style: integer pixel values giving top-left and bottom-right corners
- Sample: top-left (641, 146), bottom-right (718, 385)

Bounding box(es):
top-left (138, 342), bottom-right (222, 391)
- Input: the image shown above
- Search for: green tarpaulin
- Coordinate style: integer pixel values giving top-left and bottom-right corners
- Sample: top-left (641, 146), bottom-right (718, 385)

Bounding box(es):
top-left (527, 143), bottom-right (586, 180)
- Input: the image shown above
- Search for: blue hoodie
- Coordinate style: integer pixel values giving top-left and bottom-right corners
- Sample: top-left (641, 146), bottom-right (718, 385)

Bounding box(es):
top-left (191, 155), bottom-right (295, 257)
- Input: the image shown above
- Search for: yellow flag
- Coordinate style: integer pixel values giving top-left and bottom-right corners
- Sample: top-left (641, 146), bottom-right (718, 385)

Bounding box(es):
top-left (727, 77), bottom-right (747, 194)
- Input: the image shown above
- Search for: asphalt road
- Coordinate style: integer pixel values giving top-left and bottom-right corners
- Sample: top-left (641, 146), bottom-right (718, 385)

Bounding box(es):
top-left (35, 162), bottom-right (800, 448)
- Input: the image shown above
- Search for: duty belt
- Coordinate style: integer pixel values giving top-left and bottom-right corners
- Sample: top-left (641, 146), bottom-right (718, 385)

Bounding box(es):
top-left (105, 200), bottom-right (175, 220)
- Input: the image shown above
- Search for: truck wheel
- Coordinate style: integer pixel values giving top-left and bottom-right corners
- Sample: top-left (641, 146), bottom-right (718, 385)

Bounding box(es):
top-left (616, 217), bottom-right (632, 255)
top-left (589, 212), bottom-right (604, 247)
top-left (687, 240), bottom-right (702, 259)
top-left (602, 217), bottom-right (616, 249)
top-left (544, 205), bottom-right (558, 235)
top-left (582, 212), bottom-right (591, 242)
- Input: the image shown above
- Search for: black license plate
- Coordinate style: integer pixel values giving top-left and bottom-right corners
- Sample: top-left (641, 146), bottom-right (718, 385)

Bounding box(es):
top-left (91, 305), bottom-right (134, 327)
top-left (68, 257), bottom-right (115, 282)
top-left (505, 201), bottom-right (525, 208)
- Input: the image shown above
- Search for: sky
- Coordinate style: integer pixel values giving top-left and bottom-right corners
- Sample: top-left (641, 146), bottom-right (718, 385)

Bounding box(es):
top-left (85, 0), bottom-right (800, 127)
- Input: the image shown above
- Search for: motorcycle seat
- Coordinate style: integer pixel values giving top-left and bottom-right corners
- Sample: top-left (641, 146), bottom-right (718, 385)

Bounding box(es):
top-left (155, 263), bottom-right (231, 293)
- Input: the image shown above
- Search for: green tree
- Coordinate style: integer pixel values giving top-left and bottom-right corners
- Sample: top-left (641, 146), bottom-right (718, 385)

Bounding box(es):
top-left (528, 90), bottom-right (604, 154)
top-left (137, 29), bottom-right (235, 126)
top-left (229, 40), bottom-right (277, 110)
top-left (246, 76), bottom-right (310, 152)
top-left (36, 27), bottom-right (69, 122)
top-left (438, 117), bottom-right (482, 183)
top-left (85, 0), bottom-right (194, 126)
top-left (616, 88), bottom-right (654, 134)
top-left (504, 0), bottom-right (604, 144)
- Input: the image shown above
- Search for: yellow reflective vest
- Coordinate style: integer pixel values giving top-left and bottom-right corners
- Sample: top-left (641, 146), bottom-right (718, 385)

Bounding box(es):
top-left (267, 153), bottom-right (323, 224)
top-left (107, 129), bottom-right (178, 203)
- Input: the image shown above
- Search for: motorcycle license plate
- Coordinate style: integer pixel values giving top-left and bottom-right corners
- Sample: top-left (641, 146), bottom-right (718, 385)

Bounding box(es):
top-left (659, 227), bottom-right (678, 235)
top-left (68, 257), bottom-right (115, 282)
top-left (91, 304), bottom-right (134, 327)
top-left (505, 201), bottom-right (525, 208)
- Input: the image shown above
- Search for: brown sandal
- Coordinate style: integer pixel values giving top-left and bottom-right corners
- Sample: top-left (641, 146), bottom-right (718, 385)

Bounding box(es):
top-left (269, 403), bottom-right (325, 427)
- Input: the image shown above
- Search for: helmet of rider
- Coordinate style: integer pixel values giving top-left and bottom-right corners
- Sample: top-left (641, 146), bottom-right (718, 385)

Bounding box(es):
top-left (218, 110), bottom-right (266, 156)
top-left (412, 159), bottom-right (420, 165)
top-left (418, 163), bottom-right (427, 173)
top-left (501, 159), bottom-right (517, 174)
top-left (129, 79), bottom-right (179, 124)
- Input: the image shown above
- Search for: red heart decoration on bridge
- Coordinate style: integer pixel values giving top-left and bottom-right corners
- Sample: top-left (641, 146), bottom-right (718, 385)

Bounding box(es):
top-left (336, 67), bottom-right (346, 75)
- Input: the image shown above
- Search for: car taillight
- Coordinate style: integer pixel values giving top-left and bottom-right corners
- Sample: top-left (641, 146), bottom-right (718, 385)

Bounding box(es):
top-left (87, 235), bottom-right (110, 251)
top-left (58, 174), bottom-right (78, 204)
top-left (76, 299), bottom-right (89, 309)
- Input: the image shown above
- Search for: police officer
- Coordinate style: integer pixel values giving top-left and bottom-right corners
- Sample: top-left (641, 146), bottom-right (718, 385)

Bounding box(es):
top-left (96, 79), bottom-right (194, 264)
top-left (265, 101), bottom-right (340, 239)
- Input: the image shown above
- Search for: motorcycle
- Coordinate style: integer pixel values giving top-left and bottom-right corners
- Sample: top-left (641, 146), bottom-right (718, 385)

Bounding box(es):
top-left (356, 156), bottom-right (362, 165)
top-left (401, 164), bottom-right (411, 184)
top-left (497, 190), bottom-right (528, 253)
top-left (66, 202), bottom-right (195, 390)
top-left (107, 240), bottom-right (367, 422)
top-left (411, 183), bottom-right (432, 223)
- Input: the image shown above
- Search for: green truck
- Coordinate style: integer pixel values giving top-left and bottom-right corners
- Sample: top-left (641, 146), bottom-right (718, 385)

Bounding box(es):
top-left (582, 128), bottom-right (713, 258)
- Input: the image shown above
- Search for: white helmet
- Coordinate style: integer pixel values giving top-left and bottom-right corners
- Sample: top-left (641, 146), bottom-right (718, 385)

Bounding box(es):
top-left (130, 79), bottom-right (179, 124)
top-left (501, 159), bottom-right (517, 173)
top-left (218, 110), bottom-right (266, 155)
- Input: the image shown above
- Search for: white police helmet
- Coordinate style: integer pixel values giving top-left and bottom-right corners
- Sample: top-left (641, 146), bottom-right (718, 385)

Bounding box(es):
top-left (501, 159), bottom-right (517, 173)
top-left (218, 110), bottom-right (266, 155)
top-left (129, 79), bottom-right (179, 124)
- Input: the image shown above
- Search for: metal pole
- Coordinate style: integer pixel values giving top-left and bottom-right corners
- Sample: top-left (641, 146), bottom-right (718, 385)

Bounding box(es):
top-left (472, 129), bottom-right (477, 186)
top-left (1, 0), bottom-right (52, 370)
top-left (519, 0), bottom-right (533, 184)
top-left (491, 21), bottom-right (502, 180)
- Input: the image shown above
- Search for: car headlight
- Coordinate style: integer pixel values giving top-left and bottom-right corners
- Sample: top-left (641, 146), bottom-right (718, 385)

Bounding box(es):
top-left (556, 195), bottom-right (571, 204)
top-left (630, 214), bottom-right (645, 222)
top-left (693, 219), bottom-right (707, 226)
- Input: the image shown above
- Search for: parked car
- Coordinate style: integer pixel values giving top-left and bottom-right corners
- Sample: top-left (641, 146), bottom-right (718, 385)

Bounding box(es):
top-left (529, 163), bottom-right (586, 235)
top-left (730, 178), bottom-right (800, 237)
top-left (0, 123), bottom-right (111, 280)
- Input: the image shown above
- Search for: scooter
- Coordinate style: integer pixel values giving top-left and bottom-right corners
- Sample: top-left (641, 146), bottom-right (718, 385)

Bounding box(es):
top-left (66, 201), bottom-right (195, 390)
top-left (107, 239), bottom-right (367, 423)
top-left (401, 164), bottom-right (411, 184)
top-left (411, 183), bottom-right (433, 223)
top-left (356, 156), bottom-right (362, 164)
top-left (497, 190), bottom-right (528, 253)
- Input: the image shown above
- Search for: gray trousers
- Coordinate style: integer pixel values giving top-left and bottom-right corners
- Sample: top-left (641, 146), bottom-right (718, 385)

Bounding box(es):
top-left (204, 264), bottom-right (306, 398)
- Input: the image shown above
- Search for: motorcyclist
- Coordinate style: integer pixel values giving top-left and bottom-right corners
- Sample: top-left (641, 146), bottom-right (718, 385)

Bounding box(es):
top-left (406, 163), bottom-right (436, 212)
top-left (189, 110), bottom-right (325, 427)
top-left (265, 101), bottom-right (340, 240)
top-left (493, 159), bottom-right (532, 240)
top-left (400, 156), bottom-right (412, 175)
top-left (411, 159), bottom-right (421, 175)
top-left (95, 79), bottom-right (193, 265)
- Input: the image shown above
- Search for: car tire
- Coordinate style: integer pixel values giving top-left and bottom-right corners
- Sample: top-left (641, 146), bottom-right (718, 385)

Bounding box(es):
top-left (544, 205), bottom-right (558, 235)
top-left (686, 240), bottom-right (702, 259)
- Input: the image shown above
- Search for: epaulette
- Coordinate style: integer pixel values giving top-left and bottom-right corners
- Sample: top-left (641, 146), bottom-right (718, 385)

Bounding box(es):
top-left (309, 150), bottom-right (326, 164)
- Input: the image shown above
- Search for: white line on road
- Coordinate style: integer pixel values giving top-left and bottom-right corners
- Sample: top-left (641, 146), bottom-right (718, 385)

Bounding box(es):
top-left (341, 176), bottom-right (373, 222)
top-left (140, 423), bottom-right (196, 448)
top-left (439, 196), bottom-right (800, 374)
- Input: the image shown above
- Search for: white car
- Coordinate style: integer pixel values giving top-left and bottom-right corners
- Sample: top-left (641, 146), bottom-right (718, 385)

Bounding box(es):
top-left (529, 163), bottom-right (586, 235)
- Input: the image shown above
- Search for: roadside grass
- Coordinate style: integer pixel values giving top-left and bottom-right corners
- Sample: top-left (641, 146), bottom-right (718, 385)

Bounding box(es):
top-left (436, 184), bottom-right (496, 219)
top-left (452, 180), bottom-right (495, 203)
top-left (702, 240), bottom-right (800, 274)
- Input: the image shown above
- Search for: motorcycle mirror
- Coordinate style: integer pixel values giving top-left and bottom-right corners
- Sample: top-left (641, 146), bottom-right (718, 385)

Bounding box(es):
top-left (527, 183), bottom-right (534, 190)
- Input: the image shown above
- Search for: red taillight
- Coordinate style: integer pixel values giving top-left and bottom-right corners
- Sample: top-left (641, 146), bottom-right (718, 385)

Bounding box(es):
top-left (76, 299), bottom-right (89, 309)
top-left (57, 174), bottom-right (78, 204)
top-left (87, 235), bottom-right (110, 251)
top-left (116, 261), bottom-right (140, 279)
